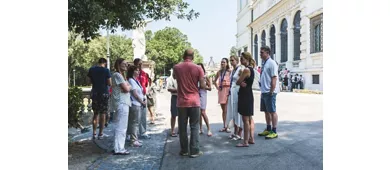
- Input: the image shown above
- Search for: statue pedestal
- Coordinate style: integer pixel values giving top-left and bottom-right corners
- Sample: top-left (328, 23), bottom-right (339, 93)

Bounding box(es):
top-left (142, 60), bottom-right (155, 81)
top-left (128, 60), bottom-right (155, 81)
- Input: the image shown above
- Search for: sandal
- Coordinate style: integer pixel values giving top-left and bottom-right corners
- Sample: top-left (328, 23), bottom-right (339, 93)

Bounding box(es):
top-left (228, 134), bottom-right (236, 139)
top-left (97, 134), bottom-right (104, 140)
top-left (199, 130), bottom-right (204, 134)
top-left (225, 129), bottom-right (231, 133)
top-left (232, 136), bottom-right (242, 141)
top-left (219, 127), bottom-right (227, 132)
top-left (236, 143), bottom-right (249, 147)
top-left (171, 132), bottom-right (178, 137)
top-left (113, 150), bottom-right (130, 155)
top-left (207, 131), bottom-right (213, 137)
top-left (92, 133), bottom-right (96, 140)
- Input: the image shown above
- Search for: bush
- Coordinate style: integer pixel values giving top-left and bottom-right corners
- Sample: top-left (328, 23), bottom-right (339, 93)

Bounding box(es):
top-left (68, 86), bottom-right (84, 128)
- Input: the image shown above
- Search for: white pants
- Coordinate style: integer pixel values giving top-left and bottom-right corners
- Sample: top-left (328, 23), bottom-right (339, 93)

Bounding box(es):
top-left (113, 103), bottom-right (129, 153)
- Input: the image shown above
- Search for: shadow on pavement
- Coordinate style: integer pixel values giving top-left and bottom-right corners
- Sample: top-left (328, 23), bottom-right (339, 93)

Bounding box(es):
top-left (161, 120), bottom-right (323, 170)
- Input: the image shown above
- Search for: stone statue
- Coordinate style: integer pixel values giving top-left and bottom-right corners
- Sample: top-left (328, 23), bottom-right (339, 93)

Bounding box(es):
top-left (132, 19), bottom-right (153, 61)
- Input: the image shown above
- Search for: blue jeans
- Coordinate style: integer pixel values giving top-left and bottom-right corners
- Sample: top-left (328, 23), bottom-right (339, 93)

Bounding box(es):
top-left (260, 93), bottom-right (277, 113)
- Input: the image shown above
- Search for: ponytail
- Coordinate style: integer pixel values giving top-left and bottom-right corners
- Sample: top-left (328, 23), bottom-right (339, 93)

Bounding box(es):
top-left (249, 58), bottom-right (256, 68)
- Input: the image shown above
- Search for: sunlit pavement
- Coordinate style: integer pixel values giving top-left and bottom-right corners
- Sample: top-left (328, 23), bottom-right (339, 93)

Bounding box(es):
top-left (160, 89), bottom-right (323, 170)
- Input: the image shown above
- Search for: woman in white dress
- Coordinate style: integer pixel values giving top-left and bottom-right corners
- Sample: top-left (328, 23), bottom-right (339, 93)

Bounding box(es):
top-left (226, 55), bottom-right (244, 140)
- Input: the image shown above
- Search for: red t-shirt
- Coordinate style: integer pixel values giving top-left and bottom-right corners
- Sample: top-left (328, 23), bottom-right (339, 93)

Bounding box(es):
top-left (136, 69), bottom-right (149, 95)
top-left (173, 60), bottom-right (204, 107)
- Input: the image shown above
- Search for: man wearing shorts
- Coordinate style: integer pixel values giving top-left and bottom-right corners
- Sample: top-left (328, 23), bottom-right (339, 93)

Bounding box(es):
top-left (167, 74), bottom-right (178, 137)
top-left (88, 58), bottom-right (112, 139)
top-left (257, 46), bottom-right (280, 139)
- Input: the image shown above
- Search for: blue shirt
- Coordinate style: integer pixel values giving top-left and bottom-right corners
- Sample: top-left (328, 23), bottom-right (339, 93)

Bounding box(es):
top-left (88, 66), bottom-right (111, 94)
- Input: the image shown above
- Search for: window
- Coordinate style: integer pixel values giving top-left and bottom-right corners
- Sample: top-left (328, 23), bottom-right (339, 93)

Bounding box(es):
top-left (254, 35), bottom-right (259, 65)
top-left (270, 25), bottom-right (276, 60)
top-left (310, 14), bottom-right (323, 53)
top-left (238, 50), bottom-right (242, 56)
top-left (312, 75), bottom-right (320, 84)
top-left (293, 11), bottom-right (301, 60)
top-left (244, 47), bottom-right (248, 52)
top-left (261, 30), bottom-right (266, 47)
top-left (280, 19), bottom-right (288, 63)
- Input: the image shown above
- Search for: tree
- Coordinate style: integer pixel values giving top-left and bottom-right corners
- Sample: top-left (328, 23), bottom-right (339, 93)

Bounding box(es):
top-left (69, 0), bottom-right (200, 41)
top-left (230, 46), bottom-right (238, 56)
top-left (68, 32), bottom-right (134, 86)
top-left (145, 27), bottom-right (203, 76)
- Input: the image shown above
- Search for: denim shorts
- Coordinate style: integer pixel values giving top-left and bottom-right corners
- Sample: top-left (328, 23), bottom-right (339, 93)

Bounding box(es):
top-left (260, 93), bottom-right (277, 113)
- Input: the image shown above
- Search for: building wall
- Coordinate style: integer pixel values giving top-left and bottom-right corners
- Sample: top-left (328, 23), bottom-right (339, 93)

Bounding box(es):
top-left (238, 0), bottom-right (323, 91)
top-left (236, 0), bottom-right (252, 55)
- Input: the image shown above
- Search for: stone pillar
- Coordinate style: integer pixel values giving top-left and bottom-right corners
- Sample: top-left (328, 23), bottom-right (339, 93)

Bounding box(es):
top-left (287, 27), bottom-right (294, 69)
top-left (266, 25), bottom-right (271, 47)
top-left (275, 31), bottom-right (281, 64)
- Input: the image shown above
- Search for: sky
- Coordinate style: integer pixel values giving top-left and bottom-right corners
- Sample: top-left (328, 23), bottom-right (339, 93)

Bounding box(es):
top-left (100, 0), bottom-right (237, 63)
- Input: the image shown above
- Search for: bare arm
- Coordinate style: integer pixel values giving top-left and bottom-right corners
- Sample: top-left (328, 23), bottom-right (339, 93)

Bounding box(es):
top-left (107, 78), bottom-right (112, 86)
top-left (206, 77), bottom-right (212, 91)
top-left (236, 68), bottom-right (250, 85)
top-left (213, 71), bottom-right (220, 90)
top-left (270, 76), bottom-right (277, 93)
top-left (120, 82), bottom-right (131, 93)
top-left (199, 76), bottom-right (206, 89)
top-left (167, 80), bottom-right (178, 93)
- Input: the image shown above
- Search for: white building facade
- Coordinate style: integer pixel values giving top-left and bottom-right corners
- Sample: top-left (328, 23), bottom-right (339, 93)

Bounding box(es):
top-left (236, 0), bottom-right (323, 91)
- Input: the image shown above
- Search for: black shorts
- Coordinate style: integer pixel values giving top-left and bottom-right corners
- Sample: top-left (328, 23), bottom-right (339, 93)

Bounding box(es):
top-left (92, 92), bottom-right (109, 114)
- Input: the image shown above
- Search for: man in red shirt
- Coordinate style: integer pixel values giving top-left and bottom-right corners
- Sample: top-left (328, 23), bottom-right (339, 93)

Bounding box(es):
top-left (173, 49), bottom-right (206, 158)
top-left (134, 58), bottom-right (151, 139)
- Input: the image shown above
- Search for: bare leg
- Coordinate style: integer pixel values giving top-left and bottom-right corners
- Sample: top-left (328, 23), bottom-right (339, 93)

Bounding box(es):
top-left (242, 116), bottom-right (250, 145)
top-left (265, 112), bottom-right (271, 127)
top-left (249, 117), bottom-right (255, 143)
top-left (92, 113), bottom-right (98, 136)
top-left (171, 116), bottom-right (176, 134)
top-left (223, 104), bottom-right (227, 129)
top-left (237, 127), bottom-right (243, 137)
top-left (98, 113), bottom-right (106, 135)
top-left (201, 109), bottom-right (212, 135)
top-left (271, 112), bottom-right (278, 129)
top-left (220, 104), bottom-right (227, 129)
top-left (199, 111), bottom-right (203, 133)
top-left (148, 106), bottom-right (155, 123)
top-left (234, 124), bottom-right (238, 135)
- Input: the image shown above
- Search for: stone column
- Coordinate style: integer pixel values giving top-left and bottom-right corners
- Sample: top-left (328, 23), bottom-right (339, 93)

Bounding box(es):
top-left (266, 25), bottom-right (271, 47)
top-left (287, 27), bottom-right (294, 69)
top-left (275, 31), bottom-right (281, 64)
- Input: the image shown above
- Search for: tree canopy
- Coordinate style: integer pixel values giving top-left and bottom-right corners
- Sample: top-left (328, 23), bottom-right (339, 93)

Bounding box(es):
top-left (69, 0), bottom-right (200, 41)
top-left (68, 27), bottom-right (203, 85)
top-left (230, 46), bottom-right (238, 56)
top-left (146, 27), bottom-right (203, 76)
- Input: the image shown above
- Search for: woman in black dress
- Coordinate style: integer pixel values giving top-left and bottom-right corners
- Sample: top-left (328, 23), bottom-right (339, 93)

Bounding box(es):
top-left (236, 52), bottom-right (256, 147)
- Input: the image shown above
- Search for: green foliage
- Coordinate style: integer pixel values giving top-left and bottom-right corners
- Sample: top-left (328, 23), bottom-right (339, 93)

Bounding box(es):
top-left (146, 27), bottom-right (203, 76)
top-left (69, 0), bottom-right (200, 41)
top-left (68, 32), bottom-right (133, 85)
top-left (230, 46), bottom-right (238, 56)
top-left (68, 86), bottom-right (84, 128)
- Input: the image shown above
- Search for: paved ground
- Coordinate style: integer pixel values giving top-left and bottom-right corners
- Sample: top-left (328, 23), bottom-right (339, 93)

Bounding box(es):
top-left (160, 90), bottom-right (323, 170)
top-left (68, 89), bottom-right (322, 170)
